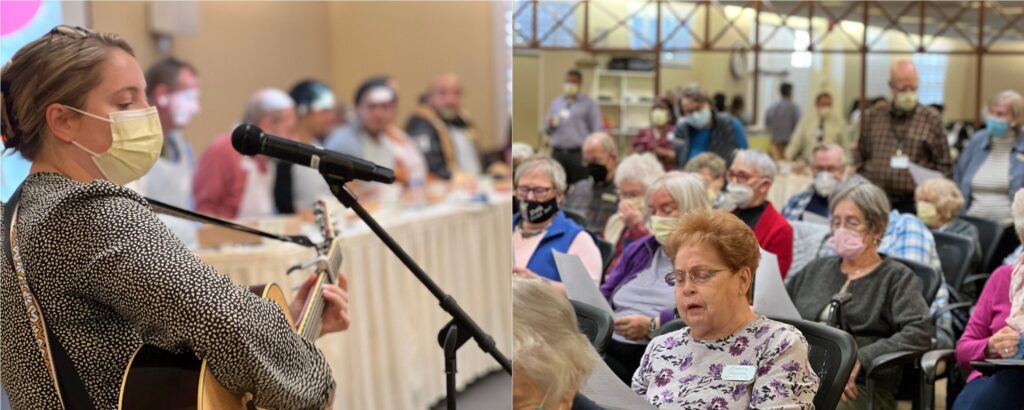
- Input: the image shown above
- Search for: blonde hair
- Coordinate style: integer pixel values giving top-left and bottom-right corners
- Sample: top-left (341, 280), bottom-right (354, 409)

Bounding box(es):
top-left (993, 90), bottom-right (1024, 131)
top-left (513, 278), bottom-right (596, 408)
top-left (683, 152), bottom-right (726, 179)
top-left (915, 178), bottom-right (964, 223)
top-left (1, 26), bottom-right (134, 160)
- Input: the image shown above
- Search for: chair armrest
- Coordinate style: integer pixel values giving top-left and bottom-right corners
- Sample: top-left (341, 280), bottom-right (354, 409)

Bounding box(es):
top-left (866, 351), bottom-right (922, 379)
top-left (932, 301), bottom-right (975, 320)
top-left (921, 349), bottom-right (956, 383)
top-left (962, 273), bottom-right (990, 287)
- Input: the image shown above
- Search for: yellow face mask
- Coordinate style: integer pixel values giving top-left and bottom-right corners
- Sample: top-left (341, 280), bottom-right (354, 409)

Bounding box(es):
top-left (563, 83), bottom-right (579, 96)
top-left (916, 201), bottom-right (939, 227)
top-left (650, 215), bottom-right (678, 245)
top-left (624, 197), bottom-right (647, 215)
top-left (65, 105), bottom-right (164, 185)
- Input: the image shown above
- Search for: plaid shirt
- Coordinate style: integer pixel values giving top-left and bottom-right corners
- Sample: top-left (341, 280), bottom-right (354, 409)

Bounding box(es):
top-left (856, 104), bottom-right (952, 198)
top-left (781, 174), bottom-right (869, 222)
top-left (564, 178), bottom-right (619, 236)
top-left (816, 210), bottom-right (941, 272)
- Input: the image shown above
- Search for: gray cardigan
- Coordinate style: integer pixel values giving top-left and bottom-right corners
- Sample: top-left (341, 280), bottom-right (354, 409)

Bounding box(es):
top-left (785, 256), bottom-right (933, 391)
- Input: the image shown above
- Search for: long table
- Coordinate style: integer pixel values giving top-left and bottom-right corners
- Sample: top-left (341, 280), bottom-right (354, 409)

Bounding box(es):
top-left (196, 198), bottom-right (512, 409)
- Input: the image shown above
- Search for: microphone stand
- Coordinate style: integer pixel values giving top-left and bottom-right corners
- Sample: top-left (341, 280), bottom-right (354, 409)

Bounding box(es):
top-left (323, 174), bottom-right (511, 410)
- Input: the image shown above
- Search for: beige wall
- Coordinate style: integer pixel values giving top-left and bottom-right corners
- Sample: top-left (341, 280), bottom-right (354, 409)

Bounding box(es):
top-left (325, 1), bottom-right (504, 152)
top-left (88, 1), bottom-right (504, 156)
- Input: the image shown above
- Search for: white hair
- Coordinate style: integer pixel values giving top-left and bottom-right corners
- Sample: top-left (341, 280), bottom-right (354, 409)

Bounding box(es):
top-left (584, 132), bottom-right (616, 155)
top-left (646, 171), bottom-right (712, 213)
top-left (514, 156), bottom-right (567, 194)
top-left (733, 149), bottom-right (777, 181)
top-left (513, 278), bottom-right (596, 408)
top-left (1013, 189), bottom-right (1024, 241)
top-left (615, 153), bottom-right (665, 188)
top-left (242, 88), bottom-right (294, 124)
top-left (994, 90), bottom-right (1024, 131)
top-left (812, 143), bottom-right (849, 166)
top-left (511, 143), bottom-right (535, 163)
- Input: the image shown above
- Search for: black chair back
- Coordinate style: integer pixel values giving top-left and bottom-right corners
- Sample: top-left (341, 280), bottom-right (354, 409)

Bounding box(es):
top-left (655, 318), bottom-right (687, 338)
top-left (595, 237), bottom-right (614, 277)
top-left (932, 231), bottom-right (975, 292)
top-left (563, 210), bottom-right (588, 229)
top-left (769, 316), bottom-right (858, 410)
top-left (960, 215), bottom-right (1004, 273)
top-left (570, 300), bottom-right (614, 354)
top-left (891, 257), bottom-right (942, 303)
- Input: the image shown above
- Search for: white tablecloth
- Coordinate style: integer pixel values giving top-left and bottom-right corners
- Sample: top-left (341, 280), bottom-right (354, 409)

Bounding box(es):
top-left (196, 198), bottom-right (512, 409)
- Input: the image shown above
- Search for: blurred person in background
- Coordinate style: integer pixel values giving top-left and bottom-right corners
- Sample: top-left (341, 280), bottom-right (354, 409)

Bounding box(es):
top-left (914, 177), bottom-right (982, 271)
top-left (782, 144), bottom-right (866, 223)
top-left (673, 84), bottom-right (747, 169)
top-left (785, 92), bottom-right (850, 163)
top-left (274, 79), bottom-right (339, 216)
top-left (722, 150), bottom-right (793, 278)
top-left (682, 152), bottom-right (727, 206)
top-left (564, 132), bottom-right (619, 235)
top-left (856, 60), bottom-right (951, 214)
top-left (544, 69), bottom-right (603, 186)
top-left (406, 73), bottom-right (482, 180)
top-left (765, 82), bottom-right (800, 159)
top-left (134, 57), bottom-right (201, 247)
top-left (631, 96), bottom-right (677, 171)
top-left (603, 153), bottom-right (664, 275)
top-left (194, 88), bottom-right (295, 220)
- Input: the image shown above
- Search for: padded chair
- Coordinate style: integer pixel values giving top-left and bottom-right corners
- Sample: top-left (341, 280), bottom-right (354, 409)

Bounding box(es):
top-left (932, 231), bottom-right (976, 292)
top-left (563, 209), bottom-right (588, 229)
top-left (769, 317), bottom-right (858, 410)
top-left (891, 257), bottom-right (942, 303)
top-left (960, 215), bottom-right (1004, 273)
top-left (570, 300), bottom-right (614, 355)
top-left (594, 237), bottom-right (614, 278)
top-left (654, 318), bottom-right (686, 338)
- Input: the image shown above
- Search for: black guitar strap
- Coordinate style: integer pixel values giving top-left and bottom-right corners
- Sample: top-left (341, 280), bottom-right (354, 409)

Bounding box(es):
top-left (3, 183), bottom-right (95, 410)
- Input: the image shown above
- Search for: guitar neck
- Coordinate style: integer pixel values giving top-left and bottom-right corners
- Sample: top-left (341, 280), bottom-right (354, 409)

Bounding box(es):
top-left (296, 274), bottom-right (329, 341)
top-left (298, 199), bottom-right (342, 341)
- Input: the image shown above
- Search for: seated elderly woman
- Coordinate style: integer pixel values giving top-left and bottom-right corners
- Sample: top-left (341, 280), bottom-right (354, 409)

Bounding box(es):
top-left (513, 278), bottom-right (602, 410)
top-left (513, 157), bottom-right (603, 293)
top-left (603, 153), bottom-right (665, 275)
top-left (915, 177), bottom-right (983, 271)
top-left (683, 151), bottom-right (727, 205)
top-left (786, 182), bottom-right (933, 410)
top-left (953, 189), bottom-right (1024, 410)
top-left (600, 172), bottom-right (711, 383)
top-left (633, 209), bottom-right (819, 408)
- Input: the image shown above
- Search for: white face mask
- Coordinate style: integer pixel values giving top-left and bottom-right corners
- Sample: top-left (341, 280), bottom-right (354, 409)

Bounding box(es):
top-left (168, 88), bottom-right (200, 128)
top-left (813, 171), bottom-right (839, 197)
top-left (721, 183), bottom-right (754, 210)
top-left (64, 105), bottom-right (164, 185)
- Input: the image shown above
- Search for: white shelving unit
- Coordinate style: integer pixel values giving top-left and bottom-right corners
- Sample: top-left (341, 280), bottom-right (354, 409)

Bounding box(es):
top-left (592, 69), bottom-right (656, 151)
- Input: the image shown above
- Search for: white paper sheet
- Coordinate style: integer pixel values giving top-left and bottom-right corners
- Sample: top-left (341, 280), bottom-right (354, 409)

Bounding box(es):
top-left (581, 346), bottom-right (658, 410)
top-left (753, 249), bottom-right (801, 319)
top-left (554, 251), bottom-right (614, 315)
top-left (909, 162), bottom-right (944, 185)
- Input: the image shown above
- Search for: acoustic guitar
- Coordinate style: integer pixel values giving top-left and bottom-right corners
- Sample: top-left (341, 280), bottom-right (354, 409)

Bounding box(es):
top-left (118, 200), bottom-right (342, 409)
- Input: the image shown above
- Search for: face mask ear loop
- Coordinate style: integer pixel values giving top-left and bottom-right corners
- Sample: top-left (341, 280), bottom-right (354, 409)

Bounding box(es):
top-left (62, 105), bottom-right (113, 123)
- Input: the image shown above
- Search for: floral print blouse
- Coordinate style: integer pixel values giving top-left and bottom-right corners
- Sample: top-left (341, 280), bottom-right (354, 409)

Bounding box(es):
top-left (632, 316), bottom-right (819, 409)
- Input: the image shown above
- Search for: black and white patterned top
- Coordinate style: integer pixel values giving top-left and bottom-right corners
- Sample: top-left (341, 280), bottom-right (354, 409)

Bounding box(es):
top-left (1, 173), bottom-right (334, 409)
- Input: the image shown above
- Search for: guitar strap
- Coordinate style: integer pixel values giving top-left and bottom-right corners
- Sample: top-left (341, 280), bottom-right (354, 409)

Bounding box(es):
top-left (3, 183), bottom-right (95, 409)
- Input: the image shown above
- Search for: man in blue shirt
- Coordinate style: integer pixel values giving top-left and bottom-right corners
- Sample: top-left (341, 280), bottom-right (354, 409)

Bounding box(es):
top-left (672, 85), bottom-right (748, 169)
top-left (545, 69), bottom-right (603, 185)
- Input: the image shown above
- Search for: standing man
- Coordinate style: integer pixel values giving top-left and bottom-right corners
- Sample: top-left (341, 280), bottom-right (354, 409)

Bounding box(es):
top-left (136, 58), bottom-right (201, 246)
top-left (545, 69), bottom-right (603, 185)
top-left (406, 72), bottom-right (482, 180)
top-left (564, 132), bottom-right (620, 235)
top-left (857, 60), bottom-right (952, 214)
top-left (765, 82), bottom-right (801, 160)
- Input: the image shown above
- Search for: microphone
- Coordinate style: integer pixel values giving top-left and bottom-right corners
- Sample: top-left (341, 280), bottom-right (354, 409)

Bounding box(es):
top-left (231, 123), bottom-right (395, 184)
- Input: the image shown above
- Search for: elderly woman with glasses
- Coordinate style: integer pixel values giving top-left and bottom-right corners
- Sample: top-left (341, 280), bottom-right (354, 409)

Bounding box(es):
top-left (632, 209), bottom-right (819, 408)
top-left (599, 172), bottom-right (711, 383)
top-left (513, 157), bottom-right (603, 293)
top-left (786, 182), bottom-right (933, 410)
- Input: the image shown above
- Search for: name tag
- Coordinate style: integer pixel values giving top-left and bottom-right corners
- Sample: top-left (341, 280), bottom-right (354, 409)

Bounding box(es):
top-left (1015, 152), bottom-right (1024, 162)
top-left (601, 193), bottom-right (618, 202)
top-left (890, 155), bottom-right (910, 169)
top-left (721, 365), bottom-right (756, 382)
top-left (559, 108), bottom-right (571, 119)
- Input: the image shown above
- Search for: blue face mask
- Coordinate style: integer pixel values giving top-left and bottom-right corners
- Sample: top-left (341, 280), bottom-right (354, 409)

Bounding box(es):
top-left (986, 116), bottom-right (1011, 137)
top-left (687, 108), bottom-right (712, 129)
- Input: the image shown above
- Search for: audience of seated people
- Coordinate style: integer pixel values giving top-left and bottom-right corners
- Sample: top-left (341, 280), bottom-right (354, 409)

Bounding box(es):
top-left (599, 172), bottom-right (711, 383)
top-left (564, 132), bottom-right (620, 235)
top-left (602, 153), bottom-right (665, 277)
top-left (782, 143), bottom-right (867, 224)
top-left (723, 149), bottom-right (793, 278)
top-left (513, 157), bottom-right (603, 293)
top-left (787, 182), bottom-right (934, 410)
top-left (633, 209), bottom-right (819, 408)
top-left (914, 177), bottom-right (983, 271)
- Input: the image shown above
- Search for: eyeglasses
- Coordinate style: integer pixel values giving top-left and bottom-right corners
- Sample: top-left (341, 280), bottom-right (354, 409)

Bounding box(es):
top-left (726, 171), bottom-right (760, 185)
top-left (664, 267), bottom-right (728, 286)
top-left (830, 217), bottom-right (864, 231)
top-left (516, 186), bottom-right (554, 198)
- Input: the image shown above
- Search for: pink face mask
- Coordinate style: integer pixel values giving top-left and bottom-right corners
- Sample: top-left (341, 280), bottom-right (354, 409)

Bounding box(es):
top-left (829, 228), bottom-right (868, 259)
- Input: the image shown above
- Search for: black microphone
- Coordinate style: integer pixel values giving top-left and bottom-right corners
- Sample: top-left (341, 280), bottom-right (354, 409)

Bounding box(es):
top-left (231, 123), bottom-right (395, 184)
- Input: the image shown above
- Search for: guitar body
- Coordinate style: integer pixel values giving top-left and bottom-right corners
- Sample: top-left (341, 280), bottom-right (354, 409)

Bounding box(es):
top-left (118, 283), bottom-right (293, 410)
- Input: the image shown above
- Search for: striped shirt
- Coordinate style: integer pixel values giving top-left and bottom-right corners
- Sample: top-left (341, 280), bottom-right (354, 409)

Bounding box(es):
top-left (966, 135), bottom-right (1014, 226)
